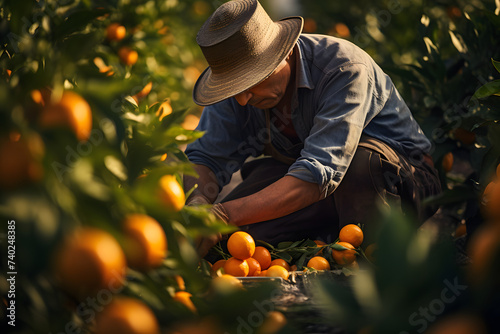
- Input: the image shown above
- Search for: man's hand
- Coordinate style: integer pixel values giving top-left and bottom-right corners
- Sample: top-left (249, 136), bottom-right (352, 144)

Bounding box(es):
top-left (187, 198), bottom-right (230, 257)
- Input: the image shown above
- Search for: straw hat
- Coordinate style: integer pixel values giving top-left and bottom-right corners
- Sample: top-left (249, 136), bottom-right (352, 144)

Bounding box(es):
top-left (193, 0), bottom-right (303, 106)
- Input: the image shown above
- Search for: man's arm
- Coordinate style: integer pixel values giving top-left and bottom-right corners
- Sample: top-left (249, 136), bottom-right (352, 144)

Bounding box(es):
top-left (184, 164), bottom-right (220, 204)
top-left (222, 175), bottom-right (321, 226)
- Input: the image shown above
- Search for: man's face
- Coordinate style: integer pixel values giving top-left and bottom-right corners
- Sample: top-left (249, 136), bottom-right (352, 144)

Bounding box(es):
top-left (233, 57), bottom-right (291, 109)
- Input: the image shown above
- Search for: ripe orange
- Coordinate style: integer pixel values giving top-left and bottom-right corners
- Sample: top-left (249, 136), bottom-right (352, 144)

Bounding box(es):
top-left (223, 257), bottom-right (249, 277)
top-left (173, 291), bottom-right (196, 313)
top-left (175, 275), bottom-right (186, 290)
top-left (211, 274), bottom-right (243, 293)
top-left (0, 134), bottom-right (44, 189)
top-left (331, 241), bottom-right (357, 265)
top-left (252, 246), bottom-right (272, 270)
top-left (453, 128), bottom-right (476, 146)
top-left (211, 259), bottom-right (226, 277)
top-left (181, 114), bottom-right (200, 130)
top-left (266, 265), bottom-right (289, 280)
top-left (485, 181), bottom-right (500, 219)
top-left (106, 23), bottom-right (126, 41)
top-left (157, 175), bottom-right (185, 212)
top-left (339, 224), bottom-right (364, 248)
top-left (246, 257), bottom-right (262, 276)
top-left (442, 152), bottom-right (454, 173)
top-left (258, 311), bottom-right (287, 334)
top-left (467, 225), bottom-right (500, 285)
top-left (132, 82), bottom-right (153, 103)
top-left (454, 223), bottom-right (467, 238)
top-left (227, 231), bottom-right (255, 260)
top-left (122, 214), bottom-right (167, 270)
top-left (269, 258), bottom-right (290, 271)
top-left (95, 297), bottom-right (159, 334)
top-left (303, 18), bottom-right (317, 33)
top-left (118, 46), bottom-right (138, 66)
top-left (259, 270), bottom-right (268, 277)
top-left (156, 99), bottom-right (172, 121)
top-left (334, 22), bottom-right (351, 38)
top-left (307, 256), bottom-right (331, 270)
top-left (314, 240), bottom-right (327, 255)
top-left (53, 227), bottom-right (126, 299)
top-left (39, 91), bottom-right (92, 141)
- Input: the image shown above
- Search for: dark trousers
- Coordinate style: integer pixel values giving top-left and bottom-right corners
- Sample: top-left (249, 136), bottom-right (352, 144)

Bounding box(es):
top-left (219, 139), bottom-right (441, 246)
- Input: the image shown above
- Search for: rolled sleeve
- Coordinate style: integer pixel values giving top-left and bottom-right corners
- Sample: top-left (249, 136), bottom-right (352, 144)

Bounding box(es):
top-left (287, 63), bottom-right (382, 198)
top-left (185, 101), bottom-right (252, 188)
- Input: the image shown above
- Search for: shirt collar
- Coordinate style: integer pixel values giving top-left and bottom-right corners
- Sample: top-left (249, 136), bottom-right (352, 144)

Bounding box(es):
top-left (295, 36), bottom-right (315, 90)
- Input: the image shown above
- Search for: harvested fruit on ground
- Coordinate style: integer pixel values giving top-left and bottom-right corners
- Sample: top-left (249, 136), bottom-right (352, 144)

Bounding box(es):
top-left (223, 257), bottom-right (249, 277)
top-left (331, 241), bottom-right (357, 265)
top-left (211, 259), bottom-right (226, 277)
top-left (269, 258), bottom-right (290, 271)
top-left (95, 297), bottom-right (159, 334)
top-left (339, 224), bottom-right (364, 248)
top-left (266, 265), bottom-right (289, 280)
top-left (211, 274), bottom-right (243, 293)
top-left (246, 257), bottom-right (262, 276)
top-left (252, 246), bottom-right (272, 270)
top-left (307, 256), bottom-right (331, 270)
top-left (122, 214), bottom-right (167, 270)
top-left (227, 231), bottom-right (255, 260)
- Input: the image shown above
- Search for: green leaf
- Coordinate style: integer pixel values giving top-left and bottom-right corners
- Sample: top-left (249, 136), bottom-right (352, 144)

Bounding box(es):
top-left (276, 252), bottom-right (293, 263)
top-left (493, 58), bottom-right (500, 74)
top-left (473, 80), bottom-right (500, 99)
top-left (256, 240), bottom-right (275, 250)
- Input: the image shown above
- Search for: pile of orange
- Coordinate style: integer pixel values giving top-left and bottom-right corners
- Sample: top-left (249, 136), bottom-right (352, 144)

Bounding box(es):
top-left (222, 231), bottom-right (256, 277)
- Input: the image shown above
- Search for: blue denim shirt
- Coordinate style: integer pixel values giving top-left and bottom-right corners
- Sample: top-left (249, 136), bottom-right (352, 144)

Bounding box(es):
top-left (185, 34), bottom-right (431, 198)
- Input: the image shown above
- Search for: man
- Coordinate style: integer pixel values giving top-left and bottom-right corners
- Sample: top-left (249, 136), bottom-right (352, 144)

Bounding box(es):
top-left (184, 0), bottom-right (441, 256)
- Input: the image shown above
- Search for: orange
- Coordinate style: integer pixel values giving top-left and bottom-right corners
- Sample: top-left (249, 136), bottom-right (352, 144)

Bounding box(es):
top-left (132, 82), bottom-right (153, 103)
top-left (173, 291), bottom-right (196, 313)
top-left (258, 311), bottom-right (287, 334)
top-left (95, 297), bottom-right (159, 334)
top-left (106, 23), bottom-right (126, 41)
top-left (453, 128), bottom-right (475, 146)
top-left (454, 223), bottom-right (467, 238)
top-left (223, 257), bottom-right (249, 277)
top-left (157, 175), bottom-right (185, 212)
top-left (302, 18), bottom-right (317, 33)
top-left (39, 91), bottom-right (92, 141)
top-left (181, 114), bottom-right (200, 130)
top-left (227, 231), bottom-right (255, 260)
top-left (175, 275), bottom-right (186, 290)
top-left (266, 265), bottom-right (289, 280)
top-left (485, 181), bottom-right (500, 219)
top-left (425, 312), bottom-right (487, 334)
top-left (118, 46), bottom-right (138, 66)
top-left (339, 224), bottom-right (364, 248)
top-left (156, 100), bottom-right (172, 121)
top-left (331, 241), bottom-right (357, 265)
top-left (211, 274), bottom-right (243, 293)
top-left (466, 225), bottom-right (500, 285)
top-left (211, 259), bottom-right (226, 277)
top-left (442, 152), bottom-right (454, 173)
top-left (306, 256), bottom-right (331, 270)
top-left (0, 134), bottom-right (44, 189)
top-left (252, 246), bottom-right (272, 270)
top-left (259, 270), bottom-right (268, 277)
top-left (314, 240), bottom-right (327, 255)
top-left (122, 214), bottom-right (167, 270)
top-left (53, 227), bottom-right (126, 299)
top-left (246, 257), bottom-right (262, 276)
top-left (334, 22), bottom-right (351, 38)
top-left (269, 258), bottom-right (290, 271)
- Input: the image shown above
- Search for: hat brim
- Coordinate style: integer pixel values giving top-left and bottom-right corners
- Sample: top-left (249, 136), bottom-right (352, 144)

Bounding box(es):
top-left (193, 16), bottom-right (304, 106)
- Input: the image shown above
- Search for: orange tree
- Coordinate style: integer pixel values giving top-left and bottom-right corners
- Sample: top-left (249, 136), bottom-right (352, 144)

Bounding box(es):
top-left (0, 1), bottom-right (291, 333)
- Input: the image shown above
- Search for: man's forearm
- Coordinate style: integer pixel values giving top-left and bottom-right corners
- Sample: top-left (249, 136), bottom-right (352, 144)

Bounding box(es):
top-left (184, 164), bottom-right (220, 203)
top-left (222, 175), bottom-right (321, 226)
